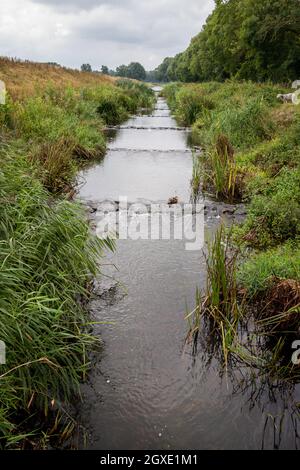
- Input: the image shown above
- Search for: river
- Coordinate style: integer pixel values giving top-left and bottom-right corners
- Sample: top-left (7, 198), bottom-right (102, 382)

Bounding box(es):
top-left (77, 88), bottom-right (300, 450)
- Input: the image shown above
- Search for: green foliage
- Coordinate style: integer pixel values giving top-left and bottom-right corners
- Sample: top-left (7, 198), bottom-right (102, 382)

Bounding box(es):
top-left (187, 226), bottom-right (241, 363)
top-left (204, 97), bottom-right (275, 149)
top-left (152, 57), bottom-right (177, 83)
top-left (1, 82), bottom-right (154, 193)
top-left (241, 168), bottom-right (300, 247)
top-left (203, 149), bottom-right (240, 202)
top-left (116, 79), bottom-right (155, 110)
top-left (241, 110), bottom-right (300, 172)
top-left (156, 0), bottom-right (300, 83)
top-left (161, 83), bottom-right (183, 111)
top-left (0, 150), bottom-right (114, 447)
top-left (101, 65), bottom-right (109, 75)
top-left (191, 153), bottom-right (202, 201)
top-left (116, 62), bottom-right (146, 81)
top-left (173, 86), bottom-right (214, 126)
top-left (206, 226), bottom-right (239, 321)
top-left (238, 242), bottom-right (300, 297)
top-left (96, 92), bottom-right (129, 125)
top-left (11, 90), bottom-right (106, 154)
top-left (165, 81), bottom-right (281, 149)
top-left (30, 138), bottom-right (78, 193)
top-left (81, 63), bottom-right (92, 72)
top-left (81, 81), bottom-right (154, 125)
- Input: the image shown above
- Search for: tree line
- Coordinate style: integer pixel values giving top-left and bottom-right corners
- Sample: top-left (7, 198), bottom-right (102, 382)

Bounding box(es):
top-left (81, 62), bottom-right (147, 81)
top-left (152, 0), bottom-right (300, 83)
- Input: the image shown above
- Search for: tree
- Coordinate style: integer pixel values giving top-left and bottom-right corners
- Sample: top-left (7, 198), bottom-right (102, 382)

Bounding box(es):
top-left (101, 65), bottom-right (109, 75)
top-left (116, 64), bottom-right (128, 77)
top-left (126, 62), bottom-right (146, 80)
top-left (156, 0), bottom-right (300, 83)
top-left (154, 57), bottom-right (174, 82)
top-left (116, 62), bottom-right (146, 80)
top-left (81, 63), bottom-right (92, 72)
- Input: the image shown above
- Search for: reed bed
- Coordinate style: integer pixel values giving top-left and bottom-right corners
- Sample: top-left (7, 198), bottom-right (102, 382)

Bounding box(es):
top-left (0, 149), bottom-right (115, 447)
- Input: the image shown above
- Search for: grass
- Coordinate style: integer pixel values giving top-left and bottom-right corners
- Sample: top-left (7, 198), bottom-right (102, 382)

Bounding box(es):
top-left (191, 152), bottom-right (202, 201)
top-left (0, 56), bottom-right (114, 101)
top-left (30, 138), bottom-right (80, 194)
top-left (0, 149), bottom-right (115, 448)
top-left (187, 226), bottom-right (300, 378)
top-left (203, 135), bottom-right (241, 201)
top-left (186, 225), bottom-right (242, 363)
top-left (237, 167), bottom-right (300, 248)
top-left (237, 242), bottom-right (300, 298)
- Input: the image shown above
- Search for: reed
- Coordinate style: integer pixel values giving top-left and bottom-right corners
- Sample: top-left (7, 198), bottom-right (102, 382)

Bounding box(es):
top-left (186, 225), bottom-right (242, 363)
top-left (202, 135), bottom-right (241, 202)
top-left (191, 152), bottom-right (202, 201)
top-left (0, 150), bottom-right (114, 448)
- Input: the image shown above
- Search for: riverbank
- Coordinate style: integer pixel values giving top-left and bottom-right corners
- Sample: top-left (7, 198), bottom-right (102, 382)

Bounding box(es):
top-left (163, 81), bottom-right (300, 377)
top-left (0, 59), bottom-right (154, 448)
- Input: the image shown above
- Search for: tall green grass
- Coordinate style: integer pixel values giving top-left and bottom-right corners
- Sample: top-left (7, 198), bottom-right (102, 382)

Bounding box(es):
top-left (237, 242), bottom-right (300, 298)
top-left (238, 167), bottom-right (300, 248)
top-left (0, 149), bottom-right (114, 448)
top-left (191, 153), bottom-right (202, 201)
top-left (186, 226), bottom-right (242, 363)
top-left (202, 135), bottom-right (241, 202)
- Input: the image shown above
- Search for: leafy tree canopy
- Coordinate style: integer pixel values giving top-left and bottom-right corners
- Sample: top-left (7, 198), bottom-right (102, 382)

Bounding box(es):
top-left (81, 63), bottom-right (92, 72)
top-left (116, 62), bottom-right (146, 80)
top-left (153, 0), bottom-right (300, 83)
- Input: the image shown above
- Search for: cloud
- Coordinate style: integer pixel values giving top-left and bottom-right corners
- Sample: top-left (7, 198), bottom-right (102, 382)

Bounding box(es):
top-left (30, 0), bottom-right (127, 12)
top-left (0, 0), bottom-right (214, 69)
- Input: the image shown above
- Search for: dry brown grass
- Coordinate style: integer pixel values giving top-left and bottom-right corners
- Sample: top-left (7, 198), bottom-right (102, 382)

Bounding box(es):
top-left (0, 56), bottom-right (114, 101)
top-left (253, 277), bottom-right (300, 333)
top-left (271, 103), bottom-right (296, 128)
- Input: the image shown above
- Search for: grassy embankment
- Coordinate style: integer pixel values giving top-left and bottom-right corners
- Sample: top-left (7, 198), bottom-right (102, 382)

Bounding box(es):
top-left (0, 58), bottom-right (154, 448)
top-left (164, 81), bottom-right (300, 376)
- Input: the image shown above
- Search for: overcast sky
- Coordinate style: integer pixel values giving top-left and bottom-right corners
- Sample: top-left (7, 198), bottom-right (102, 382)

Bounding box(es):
top-left (0, 0), bottom-right (214, 70)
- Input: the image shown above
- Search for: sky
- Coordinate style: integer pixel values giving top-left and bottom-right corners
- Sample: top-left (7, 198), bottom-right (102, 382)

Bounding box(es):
top-left (0, 0), bottom-right (214, 70)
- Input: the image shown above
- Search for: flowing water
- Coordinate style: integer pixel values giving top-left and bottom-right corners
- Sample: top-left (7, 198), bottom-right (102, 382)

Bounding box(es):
top-left (77, 88), bottom-right (300, 450)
